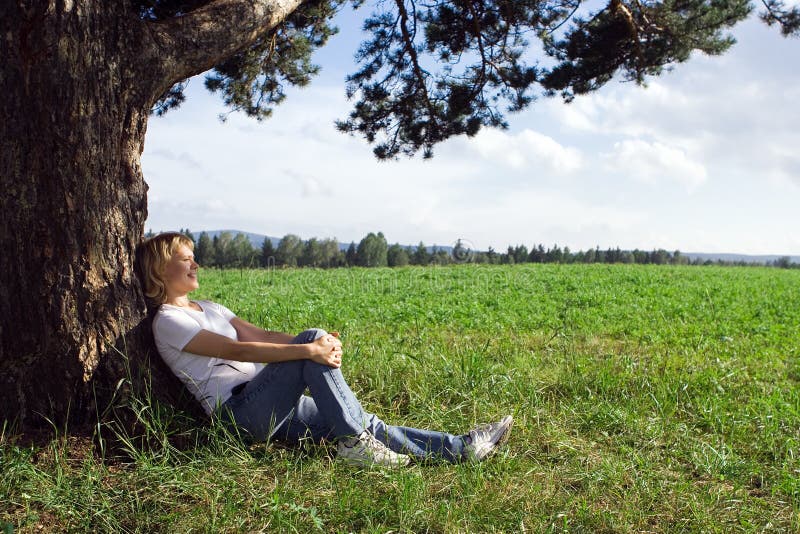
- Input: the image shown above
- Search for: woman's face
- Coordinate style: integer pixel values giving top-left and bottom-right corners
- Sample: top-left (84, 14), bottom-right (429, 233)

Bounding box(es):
top-left (163, 244), bottom-right (199, 297)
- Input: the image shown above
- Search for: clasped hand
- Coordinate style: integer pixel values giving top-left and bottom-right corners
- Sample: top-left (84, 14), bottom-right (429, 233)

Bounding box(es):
top-left (311, 332), bottom-right (343, 368)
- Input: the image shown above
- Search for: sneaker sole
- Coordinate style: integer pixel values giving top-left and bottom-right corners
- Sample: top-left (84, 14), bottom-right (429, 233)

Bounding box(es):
top-left (466, 415), bottom-right (514, 462)
top-left (495, 415), bottom-right (514, 446)
top-left (484, 415), bottom-right (514, 460)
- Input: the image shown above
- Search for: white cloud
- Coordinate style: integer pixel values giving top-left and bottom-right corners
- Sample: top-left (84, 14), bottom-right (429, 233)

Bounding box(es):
top-left (470, 128), bottom-right (583, 174)
top-left (282, 169), bottom-right (334, 198)
top-left (763, 149), bottom-right (800, 189)
top-left (143, 148), bottom-right (204, 171)
top-left (146, 196), bottom-right (238, 233)
top-left (545, 80), bottom-right (695, 139)
top-left (603, 140), bottom-right (708, 190)
top-left (437, 186), bottom-right (650, 251)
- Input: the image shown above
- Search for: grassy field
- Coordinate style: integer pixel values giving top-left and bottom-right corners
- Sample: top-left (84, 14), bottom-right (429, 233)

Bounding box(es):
top-left (2, 264), bottom-right (799, 532)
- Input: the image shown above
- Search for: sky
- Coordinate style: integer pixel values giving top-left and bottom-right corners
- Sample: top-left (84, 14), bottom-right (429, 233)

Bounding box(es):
top-left (142, 7), bottom-right (800, 256)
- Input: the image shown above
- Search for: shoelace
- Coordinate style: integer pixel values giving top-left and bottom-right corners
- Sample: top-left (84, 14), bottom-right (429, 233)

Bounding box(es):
top-left (469, 423), bottom-right (495, 441)
top-left (363, 432), bottom-right (394, 455)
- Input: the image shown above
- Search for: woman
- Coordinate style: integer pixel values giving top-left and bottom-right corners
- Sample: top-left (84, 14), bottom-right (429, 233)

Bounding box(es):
top-left (139, 232), bottom-right (512, 467)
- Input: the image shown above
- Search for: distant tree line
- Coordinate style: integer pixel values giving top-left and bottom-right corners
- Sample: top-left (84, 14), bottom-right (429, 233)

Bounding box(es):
top-left (150, 229), bottom-right (798, 270)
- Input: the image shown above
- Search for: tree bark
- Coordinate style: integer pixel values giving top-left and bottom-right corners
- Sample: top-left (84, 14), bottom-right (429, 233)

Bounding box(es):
top-left (0, 0), bottom-right (301, 428)
top-left (0, 1), bottom-right (149, 427)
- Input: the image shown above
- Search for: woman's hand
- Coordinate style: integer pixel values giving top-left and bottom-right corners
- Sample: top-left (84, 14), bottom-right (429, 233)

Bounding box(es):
top-left (309, 332), bottom-right (343, 368)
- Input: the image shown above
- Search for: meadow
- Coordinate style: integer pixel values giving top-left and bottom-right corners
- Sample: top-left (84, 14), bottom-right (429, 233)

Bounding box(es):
top-left (2, 263), bottom-right (799, 532)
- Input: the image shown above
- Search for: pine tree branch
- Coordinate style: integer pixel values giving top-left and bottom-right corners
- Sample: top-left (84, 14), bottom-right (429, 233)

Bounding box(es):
top-left (393, 0), bottom-right (439, 133)
top-left (142, 0), bottom-right (304, 99)
top-left (760, 0), bottom-right (800, 36)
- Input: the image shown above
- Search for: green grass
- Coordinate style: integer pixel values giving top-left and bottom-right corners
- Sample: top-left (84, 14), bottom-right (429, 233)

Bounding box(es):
top-left (2, 264), bottom-right (799, 532)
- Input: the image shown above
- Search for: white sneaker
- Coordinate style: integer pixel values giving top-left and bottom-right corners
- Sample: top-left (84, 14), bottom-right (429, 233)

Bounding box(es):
top-left (463, 415), bottom-right (514, 462)
top-left (337, 430), bottom-right (411, 468)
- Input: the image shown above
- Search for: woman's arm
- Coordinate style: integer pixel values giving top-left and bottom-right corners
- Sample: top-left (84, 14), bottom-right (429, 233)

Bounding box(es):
top-left (182, 328), bottom-right (343, 367)
top-left (231, 317), bottom-right (340, 345)
top-left (230, 317), bottom-right (295, 344)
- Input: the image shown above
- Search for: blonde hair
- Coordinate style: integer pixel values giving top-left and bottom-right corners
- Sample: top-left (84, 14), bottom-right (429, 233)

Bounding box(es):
top-left (138, 232), bottom-right (195, 304)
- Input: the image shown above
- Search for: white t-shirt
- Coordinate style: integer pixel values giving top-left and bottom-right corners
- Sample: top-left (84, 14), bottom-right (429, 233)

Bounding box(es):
top-left (152, 300), bottom-right (266, 415)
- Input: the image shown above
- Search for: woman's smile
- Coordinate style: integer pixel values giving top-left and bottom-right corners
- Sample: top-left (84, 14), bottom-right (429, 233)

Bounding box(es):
top-left (164, 244), bottom-right (200, 297)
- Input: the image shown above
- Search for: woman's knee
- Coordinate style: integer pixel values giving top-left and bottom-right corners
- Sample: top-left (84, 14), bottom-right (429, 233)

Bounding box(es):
top-left (291, 328), bottom-right (328, 344)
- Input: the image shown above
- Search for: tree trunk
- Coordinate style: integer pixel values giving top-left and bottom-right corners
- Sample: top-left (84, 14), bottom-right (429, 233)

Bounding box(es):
top-left (0, 0), bottom-right (302, 429)
top-left (0, 2), bottom-right (160, 427)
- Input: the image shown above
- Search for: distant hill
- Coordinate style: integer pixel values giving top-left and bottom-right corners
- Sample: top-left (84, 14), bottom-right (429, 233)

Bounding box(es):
top-left (193, 230), bottom-right (797, 264)
top-left (201, 229), bottom-right (281, 248)
top-left (683, 252), bottom-right (800, 264)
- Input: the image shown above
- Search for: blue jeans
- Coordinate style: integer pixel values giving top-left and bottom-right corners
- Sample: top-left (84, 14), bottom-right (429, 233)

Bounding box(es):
top-left (219, 329), bottom-right (467, 463)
